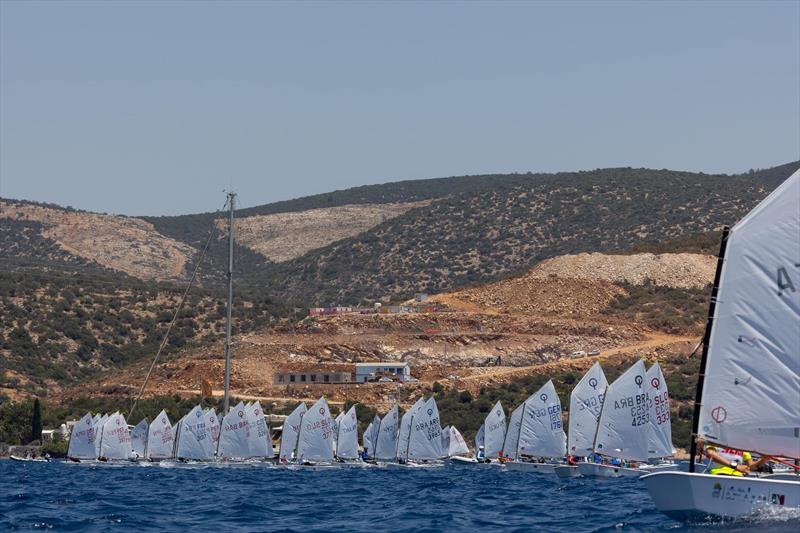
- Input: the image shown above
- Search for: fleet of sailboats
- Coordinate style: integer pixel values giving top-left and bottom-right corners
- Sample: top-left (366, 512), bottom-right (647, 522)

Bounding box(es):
top-left (59, 175), bottom-right (798, 523)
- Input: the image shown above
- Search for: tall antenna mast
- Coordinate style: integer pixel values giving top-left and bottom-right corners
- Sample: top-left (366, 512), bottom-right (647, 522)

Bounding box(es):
top-left (223, 191), bottom-right (236, 415)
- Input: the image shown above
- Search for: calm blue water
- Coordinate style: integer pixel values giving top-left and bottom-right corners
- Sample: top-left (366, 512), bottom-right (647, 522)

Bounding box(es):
top-left (1, 460), bottom-right (797, 532)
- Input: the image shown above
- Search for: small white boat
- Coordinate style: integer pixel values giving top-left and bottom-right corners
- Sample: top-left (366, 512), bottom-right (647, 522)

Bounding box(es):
top-left (10, 455), bottom-right (49, 462)
top-left (553, 465), bottom-right (580, 478)
top-left (450, 456), bottom-right (503, 467)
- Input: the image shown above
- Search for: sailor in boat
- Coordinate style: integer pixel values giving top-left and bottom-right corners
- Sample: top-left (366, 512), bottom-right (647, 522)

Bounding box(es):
top-left (695, 438), bottom-right (772, 477)
top-left (476, 445), bottom-right (486, 462)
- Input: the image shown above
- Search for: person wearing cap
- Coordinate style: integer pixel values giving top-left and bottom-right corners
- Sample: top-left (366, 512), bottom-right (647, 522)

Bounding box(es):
top-left (476, 445), bottom-right (486, 462)
top-left (696, 437), bottom-right (771, 476)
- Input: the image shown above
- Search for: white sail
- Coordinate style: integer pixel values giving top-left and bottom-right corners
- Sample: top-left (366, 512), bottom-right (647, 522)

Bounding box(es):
top-left (145, 410), bottom-right (174, 460)
top-left (246, 401), bottom-right (272, 459)
top-left (332, 412), bottom-right (343, 455)
top-left (336, 406), bottom-right (360, 460)
top-left (408, 396), bottom-right (443, 461)
top-left (365, 415), bottom-right (381, 457)
top-left (502, 402), bottom-right (525, 460)
top-left (99, 413), bottom-right (132, 460)
top-left (67, 412), bottom-right (97, 460)
top-left (279, 402), bottom-right (307, 461)
top-left (475, 423), bottom-right (485, 452)
top-left (375, 406), bottom-right (400, 460)
top-left (568, 362), bottom-right (608, 456)
top-left (131, 419), bottom-right (148, 458)
top-left (448, 426), bottom-right (470, 457)
top-left (441, 425), bottom-right (451, 456)
top-left (594, 360), bottom-right (649, 461)
top-left (296, 397), bottom-right (334, 462)
top-left (218, 401), bottom-right (253, 460)
top-left (94, 414), bottom-right (108, 457)
top-left (483, 401), bottom-right (506, 459)
top-left (204, 408), bottom-right (220, 457)
top-left (363, 422), bottom-right (375, 457)
top-left (176, 405), bottom-right (214, 460)
top-left (518, 381), bottom-right (567, 458)
top-left (647, 363), bottom-right (674, 459)
top-left (396, 398), bottom-right (424, 460)
top-left (698, 170), bottom-right (800, 459)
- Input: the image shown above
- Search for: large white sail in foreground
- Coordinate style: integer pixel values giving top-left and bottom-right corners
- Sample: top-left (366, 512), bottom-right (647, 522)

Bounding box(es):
top-left (176, 405), bottom-right (214, 460)
top-left (146, 410), bottom-right (174, 460)
top-left (335, 406), bottom-right (360, 460)
top-left (99, 413), bottom-right (132, 460)
top-left (68, 412), bottom-right (98, 460)
top-left (296, 397), bottom-right (334, 463)
top-left (375, 406), bottom-right (400, 461)
top-left (518, 381), bottom-right (566, 458)
top-left (131, 419), bottom-right (148, 458)
top-left (568, 362), bottom-right (608, 456)
top-left (408, 397), bottom-right (443, 461)
top-left (646, 363), bottom-right (674, 459)
top-left (483, 401), bottom-right (506, 459)
top-left (698, 170), bottom-right (800, 459)
top-left (279, 402), bottom-right (307, 461)
top-left (595, 360), bottom-right (649, 462)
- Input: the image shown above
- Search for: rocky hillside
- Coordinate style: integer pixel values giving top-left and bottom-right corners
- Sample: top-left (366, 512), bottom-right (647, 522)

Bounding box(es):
top-left (257, 163), bottom-right (797, 304)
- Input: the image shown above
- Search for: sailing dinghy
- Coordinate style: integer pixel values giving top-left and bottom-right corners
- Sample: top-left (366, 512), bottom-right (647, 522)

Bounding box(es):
top-left (99, 412), bottom-right (133, 461)
top-left (278, 402), bottom-right (307, 463)
top-left (577, 360), bottom-right (660, 478)
top-left (334, 406), bottom-right (362, 465)
top-left (452, 402), bottom-right (506, 466)
top-left (395, 398), bottom-right (424, 463)
top-left (374, 406), bottom-right (400, 463)
top-left (67, 412), bottom-right (99, 462)
top-left (392, 396), bottom-right (444, 467)
top-left (145, 410), bottom-right (174, 461)
top-left (295, 397), bottom-right (335, 466)
top-left (363, 415), bottom-right (381, 460)
top-left (506, 380), bottom-right (567, 473)
top-left (641, 362), bottom-right (677, 473)
top-left (444, 426), bottom-right (471, 459)
top-left (131, 419), bottom-right (148, 460)
top-left (555, 362), bottom-right (608, 478)
top-left (643, 169), bottom-right (800, 520)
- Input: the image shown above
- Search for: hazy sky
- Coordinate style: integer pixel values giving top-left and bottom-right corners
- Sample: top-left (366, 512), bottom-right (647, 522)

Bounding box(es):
top-left (1, 1), bottom-right (798, 216)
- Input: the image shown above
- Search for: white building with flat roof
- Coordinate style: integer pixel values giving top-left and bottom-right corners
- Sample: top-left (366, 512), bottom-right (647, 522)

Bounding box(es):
top-left (355, 362), bottom-right (411, 383)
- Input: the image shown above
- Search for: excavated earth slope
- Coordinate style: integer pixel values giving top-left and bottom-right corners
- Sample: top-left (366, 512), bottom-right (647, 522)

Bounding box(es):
top-left (1, 201), bottom-right (196, 280)
top-left (527, 252), bottom-right (715, 289)
top-left (222, 201), bottom-right (429, 262)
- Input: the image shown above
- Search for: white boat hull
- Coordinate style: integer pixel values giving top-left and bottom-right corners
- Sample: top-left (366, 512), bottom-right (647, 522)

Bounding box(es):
top-left (576, 462), bottom-right (649, 478)
top-left (554, 465), bottom-right (581, 478)
top-left (505, 462), bottom-right (558, 474)
top-left (642, 471), bottom-right (800, 520)
top-left (450, 456), bottom-right (503, 467)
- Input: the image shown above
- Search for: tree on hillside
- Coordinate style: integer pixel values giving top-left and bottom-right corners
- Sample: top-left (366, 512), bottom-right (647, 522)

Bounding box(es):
top-left (30, 398), bottom-right (42, 443)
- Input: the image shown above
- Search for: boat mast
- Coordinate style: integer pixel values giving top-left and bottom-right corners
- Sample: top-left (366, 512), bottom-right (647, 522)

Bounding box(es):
top-left (688, 226), bottom-right (730, 473)
top-left (515, 402), bottom-right (527, 461)
top-left (223, 192), bottom-right (236, 415)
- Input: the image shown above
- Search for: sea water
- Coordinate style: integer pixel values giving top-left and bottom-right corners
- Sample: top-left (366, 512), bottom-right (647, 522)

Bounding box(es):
top-left (1, 460), bottom-right (798, 532)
